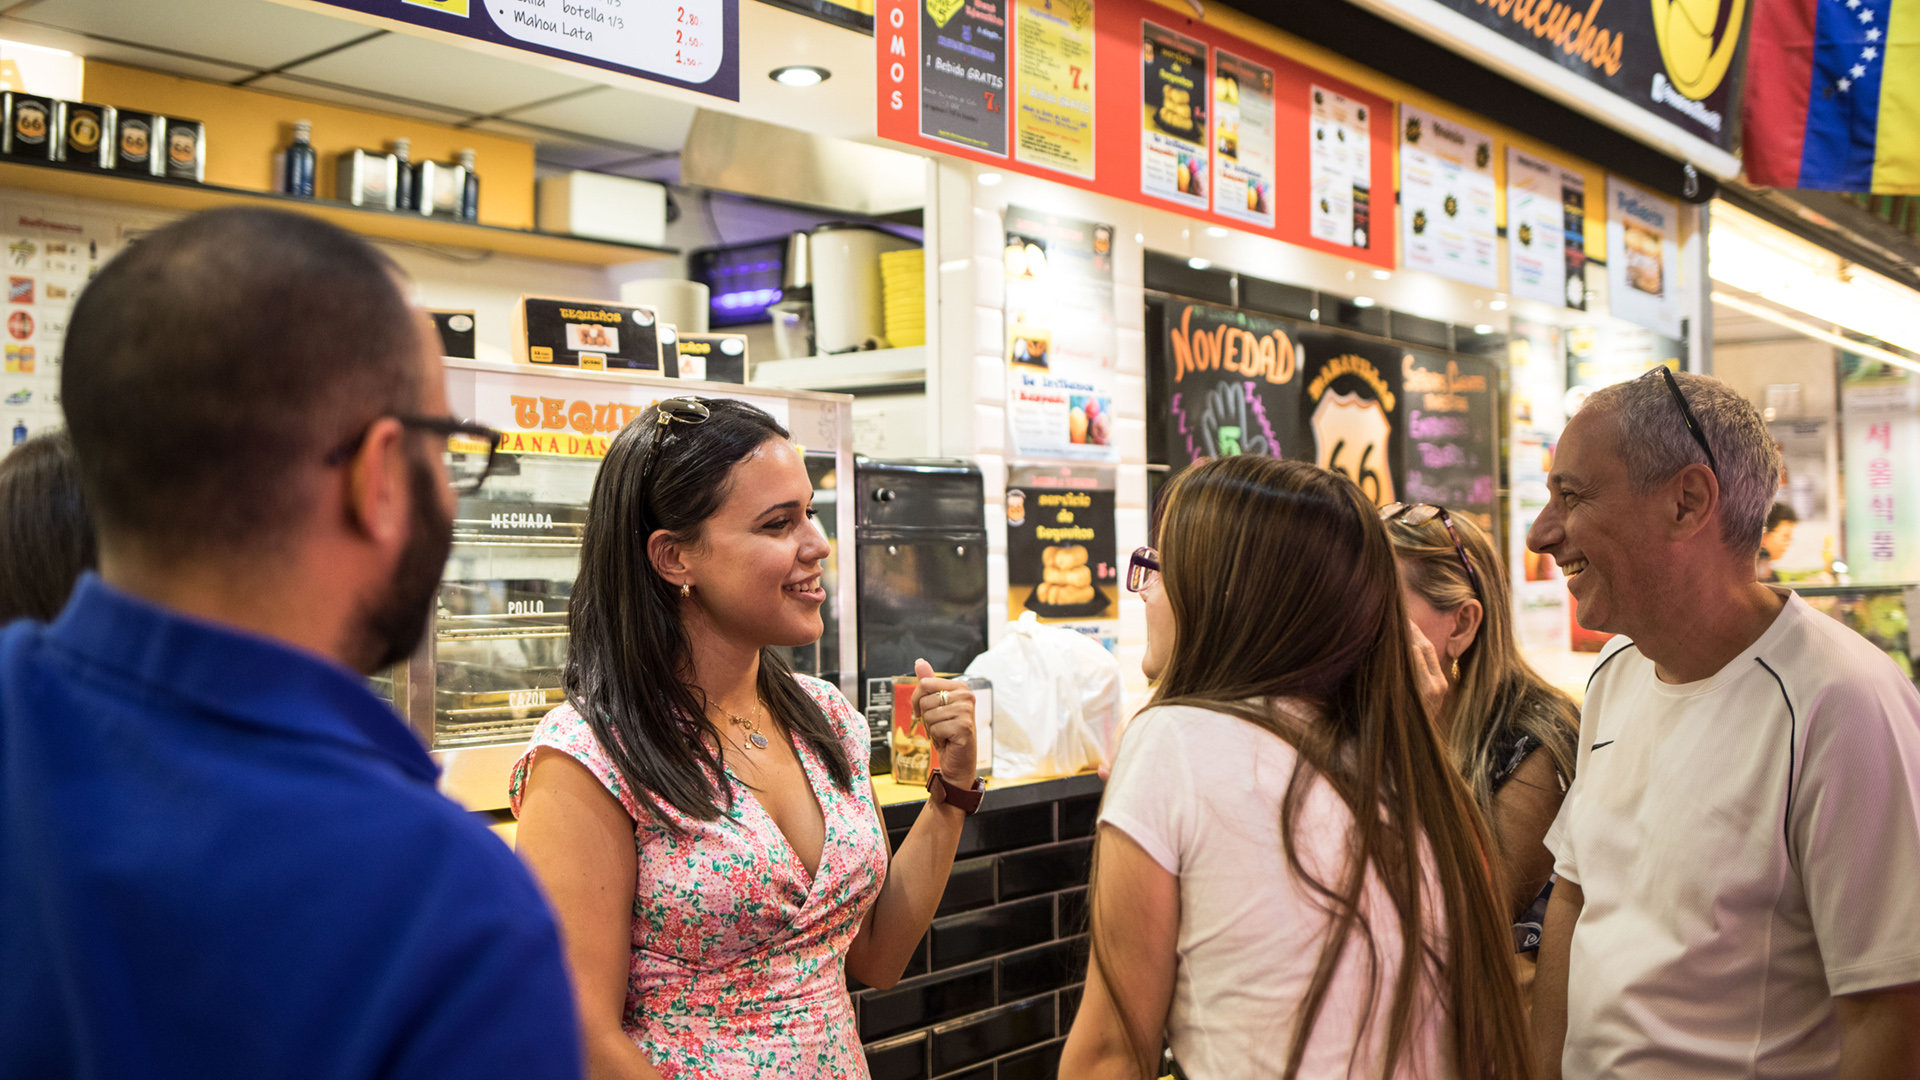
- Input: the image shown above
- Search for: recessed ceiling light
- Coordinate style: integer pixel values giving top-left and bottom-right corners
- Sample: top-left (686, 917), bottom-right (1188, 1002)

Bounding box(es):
top-left (1351, 296), bottom-right (1376, 308)
top-left (1371, 270), bottom-right (1392, 280)
top-left (1474, 324), bottom-right (1493, 334)
top-left (1309, 308), bottom-right (1320, 320)
top-left (770, 65), bottom-right (830, 87)
top-left (1488, 298), bottom-right (1509, 311)
top-left (1205, 226), bottom-right (1229, 238)
top-left (1188, 257), bottom-right (1212, 270)
top-left (977, 172), bottom-right (1003, 186)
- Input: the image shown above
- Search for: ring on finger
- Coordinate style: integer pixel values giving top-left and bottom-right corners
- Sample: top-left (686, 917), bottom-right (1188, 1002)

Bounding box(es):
top-left (939, 690), bottom-right (951, 707)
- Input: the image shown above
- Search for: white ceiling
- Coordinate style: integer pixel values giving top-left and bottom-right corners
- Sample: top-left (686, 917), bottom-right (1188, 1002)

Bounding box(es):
top-left (0, 0), bottom-right (879, 175)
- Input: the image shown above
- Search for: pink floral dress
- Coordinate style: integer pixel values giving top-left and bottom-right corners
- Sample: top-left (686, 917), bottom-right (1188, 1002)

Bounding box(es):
top-left (509, 675), bottom-right (887, 1078)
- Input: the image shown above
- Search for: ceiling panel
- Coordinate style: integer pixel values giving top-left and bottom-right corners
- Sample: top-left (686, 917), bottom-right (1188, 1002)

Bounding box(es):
top-left (12, 0), bottom-right (375, 70)
top-left (248, 74), bottom-right (478, 124)
top-left (497, 87), bottom-right (697, 153)
top-left (0, 16), bottom-right (258, 83)
top-left (279, 30), bottom-right (598, 116)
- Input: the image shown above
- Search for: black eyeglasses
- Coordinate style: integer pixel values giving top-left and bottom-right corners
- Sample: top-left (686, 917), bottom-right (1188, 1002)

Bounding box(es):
top-left (1655, 366), bottom-right (1719, 478)
top-left (1381, 502), bottom-right (1484, 604)
top-left (638, 397), bottom-right (711, 526)
top-left (324, 414), bottom-right (502, 496)
top-left (1126, 546), bottom-right (1160, 592)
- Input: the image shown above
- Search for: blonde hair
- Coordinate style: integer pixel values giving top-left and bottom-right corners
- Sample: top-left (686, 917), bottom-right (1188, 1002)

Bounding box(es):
top-left (1388, 510), bottom-right (1579, 823)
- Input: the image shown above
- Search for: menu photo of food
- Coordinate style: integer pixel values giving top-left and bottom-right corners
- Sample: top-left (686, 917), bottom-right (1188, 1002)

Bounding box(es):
top-left (1625, 222), bottom-right (1664, 297)
top-left (1212, 49), bottom-right (1275, 227)
top-left (565, 322), bottom-right (620, 352)
top-left (1141, 21), bottom-right (1209, 208)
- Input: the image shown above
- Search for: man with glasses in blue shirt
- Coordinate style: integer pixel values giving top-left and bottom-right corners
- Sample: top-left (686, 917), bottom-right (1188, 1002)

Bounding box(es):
top-left (0, 208), bottom-right (581, 1078)
top-left (1527, 368), bottom-right (1920, 1080)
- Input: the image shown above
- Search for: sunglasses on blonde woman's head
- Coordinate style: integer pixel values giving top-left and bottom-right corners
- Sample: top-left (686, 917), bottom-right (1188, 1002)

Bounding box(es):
top-left (1126, 547), bottom-right (1160, 592)
top-left (1380, 502), bottom-right (1484, 605)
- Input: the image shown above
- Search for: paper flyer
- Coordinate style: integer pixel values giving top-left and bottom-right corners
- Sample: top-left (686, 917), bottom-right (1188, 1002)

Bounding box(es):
top-left (1605, 176), bottom-right (1681, 338)
top-left (1507, 148), bottom-right (1578, 308)
top-left (1004, 204), bottom-right (1119, 461)
top-left (1398, 106), bottom-right (1496, 289)
top-left (1012, 0), bottom-right (1095, 177)
top-left (1210, 49), bottom-right (1274, 228)
top-left (1005, 463), bottom-right (1118, 636)
top-left (1140, 20), bottom-right (1208, 208)
top-left (920, 0), bottom-right (1009, 156)
top-left (1308, 85), bottom-right (1371, 249)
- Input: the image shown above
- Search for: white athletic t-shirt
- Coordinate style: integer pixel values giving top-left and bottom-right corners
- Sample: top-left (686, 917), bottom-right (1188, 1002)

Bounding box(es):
top-left (1547, 588), bottom-right (1920, 1079)
top-left (1100, 703), bottom-right (1451, 1080)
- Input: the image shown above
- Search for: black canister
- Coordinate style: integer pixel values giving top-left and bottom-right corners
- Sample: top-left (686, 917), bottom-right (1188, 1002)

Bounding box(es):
top-left (56, 101), bottom-right (114, 169)
top-left (115, 111), bottom-right (162, 175)
top-left (161, 116), bottom-right (204, 182)
top-left (2, 93), bottom-right (56, 161)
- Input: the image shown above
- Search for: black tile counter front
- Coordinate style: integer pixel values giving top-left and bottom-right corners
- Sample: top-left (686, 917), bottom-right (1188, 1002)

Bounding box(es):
top-left (856, 773), bottom-right (1104, 1080)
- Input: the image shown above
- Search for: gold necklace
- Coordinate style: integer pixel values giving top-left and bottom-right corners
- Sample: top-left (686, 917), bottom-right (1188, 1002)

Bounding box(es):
top-left (719, 702), bottom-right (770, 750)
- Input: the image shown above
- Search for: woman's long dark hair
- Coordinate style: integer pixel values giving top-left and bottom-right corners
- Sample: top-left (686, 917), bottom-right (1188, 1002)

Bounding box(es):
top-left (564, 398), bottom-right (853, 826)
top-left (1092, 456), bottom-right (1530, 1080)
top-left (0, 430), bottom-right (95, 623)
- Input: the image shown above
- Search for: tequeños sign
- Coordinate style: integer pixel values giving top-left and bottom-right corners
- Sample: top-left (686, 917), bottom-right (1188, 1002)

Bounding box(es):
top-left (1414, 0), bottom-right (1746, 153)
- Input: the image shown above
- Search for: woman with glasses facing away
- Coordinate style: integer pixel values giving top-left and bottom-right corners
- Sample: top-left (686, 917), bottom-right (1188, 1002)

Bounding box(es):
top-left (510, 397), bottom-right (982, 1079)
top-left (1061, 456), bottom-right (1531, 1080)
top-left (1383, 502), bottom-right (1580, 981)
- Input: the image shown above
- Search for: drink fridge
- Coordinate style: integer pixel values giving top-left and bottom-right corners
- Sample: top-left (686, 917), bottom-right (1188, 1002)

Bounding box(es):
top-left (390, 359), bottom-right (857, 810)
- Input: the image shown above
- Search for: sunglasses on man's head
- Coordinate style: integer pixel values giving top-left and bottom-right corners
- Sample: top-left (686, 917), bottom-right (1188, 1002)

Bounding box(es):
top-left (1653, 366), bottom-right (1719, 479)
top-left (1381, 502), bottom-right (1484, 605)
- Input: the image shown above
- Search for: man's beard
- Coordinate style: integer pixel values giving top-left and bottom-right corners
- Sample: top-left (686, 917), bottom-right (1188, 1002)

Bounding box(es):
top-left (361, 454), bottom-right (454, 673)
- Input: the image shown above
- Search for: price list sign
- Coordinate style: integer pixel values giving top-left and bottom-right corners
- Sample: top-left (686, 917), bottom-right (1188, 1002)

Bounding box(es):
top-left (307, 0), bottom-right (740, 101)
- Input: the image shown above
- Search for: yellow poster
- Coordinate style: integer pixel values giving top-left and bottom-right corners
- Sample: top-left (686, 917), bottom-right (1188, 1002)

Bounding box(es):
top-left (1013, 0), bottom-right (1095, 178)
top-left (402, 0), bottom-right (469, 15)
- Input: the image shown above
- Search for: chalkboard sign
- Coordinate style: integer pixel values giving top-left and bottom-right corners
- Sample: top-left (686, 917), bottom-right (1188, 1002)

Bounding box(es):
top-left (1297, 330), bottom-right (1405, 507)
top-left (1400, 350), bottom-right (1500, 534)
top-left (1152, 299), bottom-right (1301, 469)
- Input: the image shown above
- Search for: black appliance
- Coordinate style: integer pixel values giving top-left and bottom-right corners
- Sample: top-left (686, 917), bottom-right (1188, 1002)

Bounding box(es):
top-left (855, 458), bottom-right (990, 772)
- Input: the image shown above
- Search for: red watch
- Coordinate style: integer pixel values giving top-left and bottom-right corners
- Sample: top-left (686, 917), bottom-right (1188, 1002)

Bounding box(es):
top-left (927, 770), bottom-right (985, 815)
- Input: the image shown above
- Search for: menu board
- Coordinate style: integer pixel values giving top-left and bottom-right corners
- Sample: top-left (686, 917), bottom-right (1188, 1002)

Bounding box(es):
top-left (1398, 106), bottom-right (1497, 289)
top-left (1507, 148), bottom-right (1589, 310)
top-left (1013, 0), bottom-right (1096, 176)
top-left (1153, 299), bottom-right (1299, 468)
top-left (1298, 331), bottom-right (1403, 505)
top-left (1308, 85), bottom-right (1372, 250)
top-left (1605, 176), bottom-right (1682, 338)
top-left (307, 0), bottom-right (740, 100)
top-left (921, 0), bottom-right (1010, 155)
top-left (1005, 204), bottom-right (1119, 461)
top-left (1400, 351), bottom-right (1499, 534)
top-left (1211, 49), bottom-right (1275, 228)
top-left (876, 0), bottom-right (1398, 270)
top-left (1005, 463), bottom-right (1119, 636)
top-left (1141, 21), bottom-right (1209, 208)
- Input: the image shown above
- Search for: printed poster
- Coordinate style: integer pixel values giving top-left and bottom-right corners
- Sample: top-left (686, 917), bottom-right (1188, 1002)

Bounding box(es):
top-left (1398, 106), bottom-right (1497, 289)
top-left (921, 0), bottom-right (1009, 156)
top-left (1013, 0), bottom-right (1095, 177)
top-left (1309, 85), bottom-right (1371, 249)
top-left (1210, 49), bottom-right (1274, 228)
top-left (1004, 204), bottom-right (1118, 461)
top-left (1005, 463), bottom-right (1118, 638)
top-left (1141, 21), bottom-right (1208, 208)
top-left (1605, 176), bottom-right (1681, 338)
top-left (1, 206), bottom-right (115, 459)
top-left (1839, 353), bottom-right (1920, 583)
top-left (1507, 148), bottom-right (1589, 310)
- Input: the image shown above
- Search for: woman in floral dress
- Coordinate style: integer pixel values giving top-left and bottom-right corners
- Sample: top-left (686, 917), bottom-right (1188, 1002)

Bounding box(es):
top-left (512, 398), bottom-right (980, 1079)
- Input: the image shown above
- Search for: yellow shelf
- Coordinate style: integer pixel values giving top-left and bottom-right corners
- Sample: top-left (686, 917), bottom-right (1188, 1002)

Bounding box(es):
top-left (0, 158), bottom-right (678, 268)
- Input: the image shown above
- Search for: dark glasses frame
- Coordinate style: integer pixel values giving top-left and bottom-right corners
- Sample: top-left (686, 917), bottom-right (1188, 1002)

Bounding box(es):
top-left (1656, 366), bottom-right (1719, 479)
top-left (324, 414), bottom-right (502, 496)
top-left (1381, 502), bottom-right (1485, 605)
top-left (1126, 546), bottom-right (1160, 593)
top-left (638, 397), bottom-right (712, 528)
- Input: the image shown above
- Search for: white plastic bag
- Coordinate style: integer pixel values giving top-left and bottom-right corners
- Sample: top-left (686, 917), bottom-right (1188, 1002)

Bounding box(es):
top-left (965, 612), bottom-right (1122, 779)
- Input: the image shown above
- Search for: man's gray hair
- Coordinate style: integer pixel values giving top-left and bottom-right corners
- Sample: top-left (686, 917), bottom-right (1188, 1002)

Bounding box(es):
top-left (1583, 370), bottom-right (1781, 554)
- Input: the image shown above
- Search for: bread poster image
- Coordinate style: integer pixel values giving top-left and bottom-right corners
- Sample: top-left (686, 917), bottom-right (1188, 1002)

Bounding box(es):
top-left (1006, 466), bottom-right (1118, 624)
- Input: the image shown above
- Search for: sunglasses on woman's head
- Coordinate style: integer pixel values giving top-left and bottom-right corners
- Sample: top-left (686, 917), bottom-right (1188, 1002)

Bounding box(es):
top-left (639, 397), bottom-right (711, 527)
top-left (1380, 502), bottom-right (1484, 605)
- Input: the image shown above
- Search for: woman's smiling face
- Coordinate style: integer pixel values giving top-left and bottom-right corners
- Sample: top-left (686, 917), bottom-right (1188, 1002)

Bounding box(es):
top-left (678, 438), bottom-right (830, 649)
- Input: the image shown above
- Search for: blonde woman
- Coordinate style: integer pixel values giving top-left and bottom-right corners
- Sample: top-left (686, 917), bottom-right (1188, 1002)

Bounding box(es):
top-left (1383, 502), bottom-right (1579, 954)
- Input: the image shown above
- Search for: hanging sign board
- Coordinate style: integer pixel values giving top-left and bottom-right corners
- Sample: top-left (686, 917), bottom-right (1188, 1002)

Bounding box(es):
top-left (1398, 105), bottom-right (1498, 289)
top-left (298, 0), bottom-right (740, 101)
top-left (877, 0), bottom-right (1397, 270)
top-left (1506, 147), bottom-right (1589, 310)
top-left (1604, 176), bottom-right (1682, 338)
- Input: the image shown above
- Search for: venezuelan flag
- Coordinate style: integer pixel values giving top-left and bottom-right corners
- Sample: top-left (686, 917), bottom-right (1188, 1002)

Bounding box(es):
top-left (1744, 0), bottom-right (1920, 191)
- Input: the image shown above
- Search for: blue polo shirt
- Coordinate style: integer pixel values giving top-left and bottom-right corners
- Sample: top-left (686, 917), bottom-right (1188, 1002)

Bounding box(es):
top-left (0, 576), bottom-right (583, 1079)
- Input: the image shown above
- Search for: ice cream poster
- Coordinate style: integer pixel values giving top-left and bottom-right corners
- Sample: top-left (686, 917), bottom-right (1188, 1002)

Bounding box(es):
top-left (1006, 463), bottom-right (1118, 628)
top-left (1004, 203), bottom-right (1118, 461)
top-left (1140, 20), bottom-right (1208, 209)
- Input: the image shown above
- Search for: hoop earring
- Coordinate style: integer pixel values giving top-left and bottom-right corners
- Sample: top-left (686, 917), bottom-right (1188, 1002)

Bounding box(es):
top-left (680, 583), bottom-right (693, 599)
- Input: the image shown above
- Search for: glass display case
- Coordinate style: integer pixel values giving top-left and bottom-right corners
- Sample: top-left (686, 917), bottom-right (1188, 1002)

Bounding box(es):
top-left (400, 360), bottom-right (857, 809)
top-left (1797, 583), bottom-right (1920, 687)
